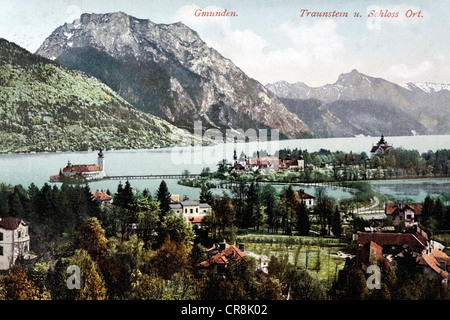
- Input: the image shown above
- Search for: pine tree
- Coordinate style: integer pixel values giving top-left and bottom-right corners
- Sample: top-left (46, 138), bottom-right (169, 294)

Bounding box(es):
top-left (199, 183), bottom-right (213, 205)
top-left (157, 180), bottom-right (171, 216)
top-left (331, 206), bottom-right (342, 237)
top-left (296, 200), bottom-right (310, 236)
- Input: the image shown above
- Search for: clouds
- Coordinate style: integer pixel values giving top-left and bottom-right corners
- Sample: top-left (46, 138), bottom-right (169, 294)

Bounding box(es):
top-left (385, 61), bottom-right (433, 80)
top-left (173, 4), bottom-right (345, 85)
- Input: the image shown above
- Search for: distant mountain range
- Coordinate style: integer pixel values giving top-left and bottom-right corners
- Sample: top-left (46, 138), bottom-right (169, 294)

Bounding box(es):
top-left (266, 69), bottom-right (450, 137)
top-left (36, 12), bottom-right (312, 139)
top-left (0, 38), bottom-right (193, 153)
top-left (1, 11), bottom-right (448, 154)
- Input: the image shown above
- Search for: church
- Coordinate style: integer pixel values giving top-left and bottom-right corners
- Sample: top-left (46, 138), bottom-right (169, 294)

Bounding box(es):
top-left (370, 135), bottom-right (394, 156)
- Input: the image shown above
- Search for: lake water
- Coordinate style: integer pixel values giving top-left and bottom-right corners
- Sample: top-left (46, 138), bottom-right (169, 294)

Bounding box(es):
top-left (0, 135), bottom-right (449, 200)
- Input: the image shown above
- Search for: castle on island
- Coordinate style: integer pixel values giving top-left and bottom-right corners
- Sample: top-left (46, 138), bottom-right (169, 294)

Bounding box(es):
top-left (50, 150), bottom-right (106, 182)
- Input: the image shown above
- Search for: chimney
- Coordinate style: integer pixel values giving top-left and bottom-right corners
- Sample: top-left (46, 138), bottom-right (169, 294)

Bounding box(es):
top-left (219, 241), bottom-right (226, 251)
top-left (239, 243), bottom-right (245, 252)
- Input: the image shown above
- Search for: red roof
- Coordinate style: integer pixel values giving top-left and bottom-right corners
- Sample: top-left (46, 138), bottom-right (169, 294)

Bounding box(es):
top-left (298, 190), bottom-right (315, 200)
top-left (356, 241), bottom-right (390, 273)
top-left (385, 202), bottom-right (422, 215)
top-left (91, 190), bottom-right (112, 202)
top-left (0, 217), bottom-right (25, 230)
top-left (417, 249), bottom-right (450, 279)
top-left (198, 245), bottom-right (246, 268)
top-left (63, 164), bottom-right (102, 173)
top-left (356, 232), bottom-right (426, 253)
top-left (188, 217), bottom-right (204, 224)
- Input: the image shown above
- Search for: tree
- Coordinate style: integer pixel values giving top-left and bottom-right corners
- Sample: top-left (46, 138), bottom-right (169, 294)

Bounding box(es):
top-left (69, 249), bottom-right (107, 300)
top-left (199, 183), bottom-right (214, 205)
top-left (156, 180), bottom-right (171, 216)
top-left (78, 217), bottom-right (107, 261)
top-left (296, 200), bottom-right (310, 236)
top-left (150, 236), bottom-right (190, 280)
top-left (243, 182), bottom-right (261, 230)
top-left (261, 184), bottom-right (280, 233)
top-left (346, 268), bottom-right (369, 300)
top-left (280, 186), bottom-right (298, 235)
top-left (421, 195), bottom-right (434, 227)
top-left (314, 187), bottom-right (333, 235)
top-left (2, 265), bottom-right (37, 300)
top-left (331, 206), bottom-right (342, 237)
top-left (208, 195), bottom-right (236, 242)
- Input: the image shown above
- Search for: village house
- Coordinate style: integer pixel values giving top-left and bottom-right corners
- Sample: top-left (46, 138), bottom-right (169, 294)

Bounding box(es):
top-left (91, 189), bottom-right (113, 205)
top-left (353, 225), bottom-right (450, 284)
top-left (0, 217), bottom-right (33, 270)
top-left (297, 189), bottom-right (315, 209)
top-left (385, 201), bottom-right (422, 226)
top-left (197, 241), bottom-right (246, 275)
top-left (169, 200), bottom-right (211, 228)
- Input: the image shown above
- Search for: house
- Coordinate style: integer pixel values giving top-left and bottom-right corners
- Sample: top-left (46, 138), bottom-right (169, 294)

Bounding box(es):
top-left (353, 226), bottom-right (450, 284)
top-left (385, 201), bottom-right (422, 226)
top-left (354, 228), bottom-right (428, 255)
top-left (370, 135), bottom-right (394, 155)
top-left (197, 241), bottom-right (246, 274)
top-left (417, 248), bottom-right (450, 284)
top-left (169, 200), bottom-right (211, 227)
top-left (354, 240), bottom-right (391, 273)
top-left (59, 150), bottom-right (106, 181)
top-left (91, 190), bottom-right (113, 205)
top-left (297, 189), bottom-right (315, 209)
top-left (0, 217), bottom-right (32, 270)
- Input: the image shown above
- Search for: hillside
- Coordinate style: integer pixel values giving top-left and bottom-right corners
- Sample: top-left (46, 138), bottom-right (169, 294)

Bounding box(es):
top-left (0, 38), bottom-right (193, 153)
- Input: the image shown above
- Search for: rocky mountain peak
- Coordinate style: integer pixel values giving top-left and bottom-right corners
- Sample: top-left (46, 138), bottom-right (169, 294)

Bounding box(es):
top-left (36, 12), bottom-right (312, 138)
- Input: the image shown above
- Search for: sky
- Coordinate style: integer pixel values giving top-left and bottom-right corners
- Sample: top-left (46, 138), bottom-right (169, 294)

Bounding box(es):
top-left (0, 0), bottom-right (449, 87)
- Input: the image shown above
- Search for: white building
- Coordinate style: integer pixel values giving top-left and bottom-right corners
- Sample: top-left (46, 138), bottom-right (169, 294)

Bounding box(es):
top-left (170, 200), bottom-right (211, 227)
top-left (0, 217), bottom-right (31, 270)
top-left (61, 150), bottom-right (106, 180)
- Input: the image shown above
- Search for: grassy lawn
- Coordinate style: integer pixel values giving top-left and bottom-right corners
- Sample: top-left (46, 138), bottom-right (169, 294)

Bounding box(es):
top-left (236, 232), bottom-right (350, 289)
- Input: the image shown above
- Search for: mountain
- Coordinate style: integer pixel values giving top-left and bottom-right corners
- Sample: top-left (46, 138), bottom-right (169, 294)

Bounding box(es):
top-left (36, 12), bottom-right (312, 139)
top-left (0, 38), bottom-right (194, 153)
top-left (266, 69), bottom-right (450, 137)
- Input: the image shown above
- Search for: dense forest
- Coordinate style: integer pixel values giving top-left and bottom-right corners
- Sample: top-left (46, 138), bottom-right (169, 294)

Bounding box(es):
top-left (0, 175), bottom-right (449, 300)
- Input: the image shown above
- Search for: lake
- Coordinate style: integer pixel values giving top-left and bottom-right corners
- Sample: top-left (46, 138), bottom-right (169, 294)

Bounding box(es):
top-left (0, 134), bottom-right (449, 200)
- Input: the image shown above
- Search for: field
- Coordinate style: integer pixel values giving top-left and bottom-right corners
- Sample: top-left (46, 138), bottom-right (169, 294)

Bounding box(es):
top-left (236, 232), bottom-right (350, 288)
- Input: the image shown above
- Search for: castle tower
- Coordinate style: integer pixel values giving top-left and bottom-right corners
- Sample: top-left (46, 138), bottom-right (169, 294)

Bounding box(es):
top-left (98, 149), bottom-right (105, 172)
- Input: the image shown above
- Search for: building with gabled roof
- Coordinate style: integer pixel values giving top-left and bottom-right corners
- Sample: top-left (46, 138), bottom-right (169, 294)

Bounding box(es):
top-left (198, 241), bottom-right (246, 275)
top-left (0, 217), bottom-right (33, 270)
top-left (169, 200), bottom-right (211, 227)
top-left (417, 248), bottom-right (450, 284)
top-left (385, 201), bottom-right (422, 226)
top-left (91, 189), bottom-right (113, 205)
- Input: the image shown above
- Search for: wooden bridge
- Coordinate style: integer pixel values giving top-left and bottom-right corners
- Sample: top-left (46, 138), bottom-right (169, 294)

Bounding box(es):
top-left (104, 174), bottom-right (201, 181)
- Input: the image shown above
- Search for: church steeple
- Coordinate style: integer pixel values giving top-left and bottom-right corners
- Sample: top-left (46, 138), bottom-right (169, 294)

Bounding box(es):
top-left (98, 149), bottom-right (105, 171)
